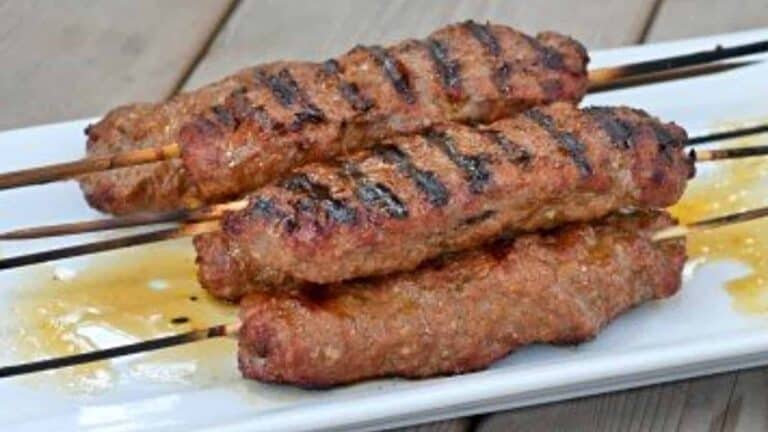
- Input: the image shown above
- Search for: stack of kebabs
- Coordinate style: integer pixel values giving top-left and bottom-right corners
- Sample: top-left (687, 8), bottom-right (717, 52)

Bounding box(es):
top-left (3, 21), bottom-right (767, 387)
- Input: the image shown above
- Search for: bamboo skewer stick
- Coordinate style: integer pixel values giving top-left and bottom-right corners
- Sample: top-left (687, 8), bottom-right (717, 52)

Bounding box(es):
top-left (687, 123), bottom-right (768, 146)
top-left (2, 142), bottom-right (767, 242)
top-left (0, 221), bottom-right (219, 271)
top-left (691, 145), bottom-right (768, 162)
top-left (587, 39), bottom-right (768, 87)
top-left (653, 206), bottom-right (768, 242)
top-left (0, 39), bottom-right (764, 192)
top-left (588, 60), bottom-right (757, 93)
top-left (3, 201), bottom-right (768, 378)
top-left (0, 143), bottom-right (179, 190)
top-left (0, 200), bottom-right (247, 240)
top-left (0, 322), bottom-right (241, 379)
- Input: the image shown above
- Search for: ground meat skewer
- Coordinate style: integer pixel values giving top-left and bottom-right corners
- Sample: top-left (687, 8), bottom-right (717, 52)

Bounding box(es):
top-left (238, 211), bottom-right (685, 387)
top-left (195, 103), bottom-right (693, 296)
top-left (80, 21), bottom-right (588, 215)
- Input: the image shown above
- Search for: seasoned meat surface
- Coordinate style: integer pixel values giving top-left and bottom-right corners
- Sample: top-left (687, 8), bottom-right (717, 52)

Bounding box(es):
top-left (211, 103), bottom-right (692, 287)
top-left (238, 211), bottom-right (686, 387)
top-left (80, 21), bottom-right (589, 214)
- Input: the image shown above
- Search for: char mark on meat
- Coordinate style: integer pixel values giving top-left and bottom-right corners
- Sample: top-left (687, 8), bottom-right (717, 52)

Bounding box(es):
top-left (463, 20), bottom-right (500, 56)
top-left (364, 45), bottom-right (416, 104)
top-left (282, 174), bottom-right (357, 224)
top-left (425, 38), bottom-right (462, 99)
top-left (341, 162), bottom-right (409, 219)
top-left (321, 59), bottom-right (374, 113)
top-left (584, 106), bottom-right (633, 149)
top-left (482, 130), bottom-right (533, 165)
top-left (255, 68), bottom-right (326, 130)
top-left (375, 144), bottom-right (450, 207)
top-left (525, 109), bottom-right (593, 176)
top-left (211, 105), bottom-right (236, 129)
top-left (521, 34), bottom-right (564, 70)
top-left (424, 130), bottom-right (492, 193)
top-left (228, 88), bottom-right (277, 131)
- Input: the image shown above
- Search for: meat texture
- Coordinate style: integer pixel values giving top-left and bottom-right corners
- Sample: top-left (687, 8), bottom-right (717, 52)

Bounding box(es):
top-left (237, 211), bottom-right (686, 387)
top-left (80, 21), bottom-right (589, 214)
top-left (200, 103), bottom-right (692, 295)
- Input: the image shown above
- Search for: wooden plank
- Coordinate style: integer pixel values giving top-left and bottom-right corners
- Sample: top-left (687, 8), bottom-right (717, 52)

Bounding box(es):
top-left (646, 0), bottom-right (768, 41)
top-left (722, 368), bottom-right (768, 431)
top-left (180, 1), bottom-right (658, 431)
top-left (478, 2), bottom-right (768, 431)
top-left (182, 0), bottom-right (658, 89)
top-left (476, 374), bottom-right (735, 432)
top-left (0, 0), bottom-right (235, 130)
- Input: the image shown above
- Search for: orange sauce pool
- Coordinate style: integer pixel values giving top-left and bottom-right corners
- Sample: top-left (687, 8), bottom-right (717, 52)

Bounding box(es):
top-left (670, 128), bottom-right (768, 314)
top-left (2, 239), bottom-right (237, 394)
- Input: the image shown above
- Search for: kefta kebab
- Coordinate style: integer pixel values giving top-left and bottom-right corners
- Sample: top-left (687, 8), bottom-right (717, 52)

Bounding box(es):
top-left (0, 21), bottom-right (765, 215)
top-left (1, 24), bottom-right (768, 389)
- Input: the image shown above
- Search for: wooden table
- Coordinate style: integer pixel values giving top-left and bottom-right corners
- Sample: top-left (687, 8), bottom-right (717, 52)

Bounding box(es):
top-left (2, 1), bottom-right (766, 430)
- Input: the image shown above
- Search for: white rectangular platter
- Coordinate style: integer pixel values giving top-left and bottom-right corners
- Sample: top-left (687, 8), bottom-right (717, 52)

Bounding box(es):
top-left (1, 28), bottom-right (768, 432)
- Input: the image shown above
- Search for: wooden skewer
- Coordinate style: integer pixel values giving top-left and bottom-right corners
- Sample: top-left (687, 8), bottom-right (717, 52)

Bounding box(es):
top-left (687, 123), bottom-right (768, 146)
top-left (0, 322), bottom-right (240, 379)
top-left (0, 200), bottom-right (247, 240)
top-left (4, 203), bottom-right (768, 378)
top-left (2, 178), bottom-right (768, 273)
top-left (588, 39), bottom-right (768, 87)
top-left (588, 60), bottom-right (757, 93)
top-left (653, 205), bottom-right (768, 242)
top-left (3, 141), bottom-right (768, 242)
top-left (0, 221), bottom-right (219, 271)
top-left (0, 40), bottom-right (764, 192)
top-left (691, 144), bottom-right (768, 162)
top-left (0, 143), bottom-right (179, 190)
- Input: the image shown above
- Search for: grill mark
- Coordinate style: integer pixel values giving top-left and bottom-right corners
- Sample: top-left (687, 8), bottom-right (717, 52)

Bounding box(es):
top-left (463, 20), bottom-right (500, 56)
top-left (521, 34), bottom-right (564, 70)
top-left (255, 68), bottom-right (327, 130)
top-left (424, 130), bottom-right (492, 193)
top-left (481, 130), bottom-right (532, 165)
top-left (584, 107), bottom-right (634, 149)
top-left (425, 38), bottom-right (462, 99)
top-left (281, 173), bottom-right (356, 224)
top-left (364, 45), bottom-right (416, 104)
top-left (255, 69), bottom-right (295, 106)
top-left (375, 144), bottom-right (450, 207)
top-left (651, 124), bottom-right (679, 161)
top-left (211, 105), bottom-right (236, 129)
top-left (228, 88), bottom-right (275, 131)
top-left (322, 59), bottom-right (374, 112)
top-left (525, 109), bottom-right (593, 176)
top-left (250, 196), bottom-right (288, 220)
top-left (341, 162), bottom-right (408, 219)
top-left (493, 63), bottom-right (513, 94)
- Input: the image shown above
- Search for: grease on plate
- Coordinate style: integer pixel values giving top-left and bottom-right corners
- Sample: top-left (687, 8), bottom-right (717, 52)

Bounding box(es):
top-left (5, 239), bottom-right (237, 394)
top-left (670, 128), bottom-right (768, 313)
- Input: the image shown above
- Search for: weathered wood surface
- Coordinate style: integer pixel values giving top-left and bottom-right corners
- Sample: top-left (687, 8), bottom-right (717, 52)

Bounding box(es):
top-left (2, 1), bottom-right (767, 431)
top-left (0, 0), bottom-right (235, 130)
top-left (181, 2), bottom-right (657, 430)
top-left (477, 1), bottom-right (768, 431)
top-left (181, 0), bottom-right (658, 89)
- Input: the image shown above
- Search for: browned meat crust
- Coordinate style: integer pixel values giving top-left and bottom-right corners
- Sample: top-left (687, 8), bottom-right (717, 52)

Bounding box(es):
top-left (79, 21), bottom-right (589, 214)
top-left (237, 211), bottom-right (686, 387)
top-left (194, 232), bottom-right (302, 301)
top-left (207, 103), bottom-right (692, 290)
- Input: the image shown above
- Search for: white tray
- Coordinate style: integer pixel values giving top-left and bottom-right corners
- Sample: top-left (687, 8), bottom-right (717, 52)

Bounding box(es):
top-left (1, 28), bottom-right (768, 432)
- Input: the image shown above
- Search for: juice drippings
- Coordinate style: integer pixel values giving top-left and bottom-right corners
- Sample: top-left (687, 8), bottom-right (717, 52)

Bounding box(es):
top-left (4, 239), bottom-right (237, 394)
top-left (670, 130), bottom-right (768, 313)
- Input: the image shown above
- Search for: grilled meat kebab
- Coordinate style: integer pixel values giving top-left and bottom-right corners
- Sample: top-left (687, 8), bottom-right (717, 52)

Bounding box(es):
top-left (195, 102), bottom-right (693, 296)
top-left (238, 211), bottom-right (685, 387)
top-left (80, 21), bottom-right (588, 214)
